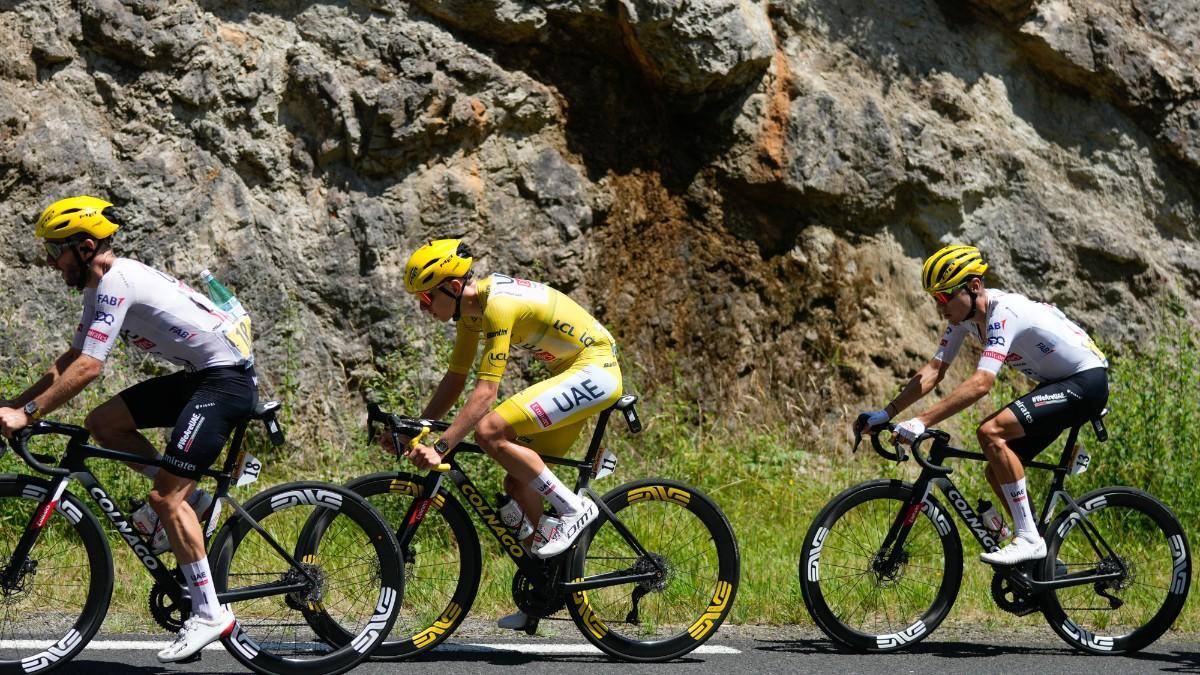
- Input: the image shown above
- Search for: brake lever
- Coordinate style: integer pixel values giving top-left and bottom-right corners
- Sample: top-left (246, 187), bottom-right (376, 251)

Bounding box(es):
top-left (852, 413), bottom-right (868, 452)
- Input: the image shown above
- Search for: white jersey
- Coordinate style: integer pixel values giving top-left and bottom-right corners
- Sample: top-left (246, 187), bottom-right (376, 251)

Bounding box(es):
top-left (71, 258), bottom-right (252, 372)
top-left (934, 289), bottom-right (1107, 383)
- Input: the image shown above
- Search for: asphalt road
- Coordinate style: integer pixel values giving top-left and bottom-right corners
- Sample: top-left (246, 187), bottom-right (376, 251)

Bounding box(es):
top-left (33, 629), bottom-right (1199, 674)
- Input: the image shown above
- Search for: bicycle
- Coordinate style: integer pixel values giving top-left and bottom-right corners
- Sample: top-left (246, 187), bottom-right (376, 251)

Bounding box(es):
top-left (320, 395), bottom-right (740, 662)
top-left (0, 399), bottom-right (404, 675)
top-left (798, 410), bottom-right (1191, 654)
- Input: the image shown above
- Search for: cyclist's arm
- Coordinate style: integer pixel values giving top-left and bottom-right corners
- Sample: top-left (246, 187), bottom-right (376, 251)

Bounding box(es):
top-left (8, 348), bottom-right (91, 410)
top-left (0, 350), bottom-right (102, 432)
top-left (885, 358), bottom-right (951, 417)
top-left (437, 378), bottom-right (499, 449)
top-left (419, 371), bottom-right (468, 420)
top-left (914, 368), bottom-right (996, 427)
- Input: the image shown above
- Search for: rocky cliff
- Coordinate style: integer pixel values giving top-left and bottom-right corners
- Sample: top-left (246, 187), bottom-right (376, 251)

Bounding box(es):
top-left (1, 0), bottom-right (1196, 435)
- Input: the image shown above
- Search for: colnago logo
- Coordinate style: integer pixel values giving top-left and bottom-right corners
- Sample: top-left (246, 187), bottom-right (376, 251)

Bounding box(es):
top-left (177, 412), bottom-right (206, 451)
top-left (89, 486), bottom-right (159, 569)
top-left (1032, 392), bottom-right (1067, 407)
top-left (460, 484), bottom-right (525, 558)
top-left (945, 488), bottom-right (996, 550)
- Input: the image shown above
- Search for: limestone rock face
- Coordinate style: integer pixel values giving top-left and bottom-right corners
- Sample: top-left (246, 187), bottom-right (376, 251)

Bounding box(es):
top-left (0, 0), bottom-right (1196, 435)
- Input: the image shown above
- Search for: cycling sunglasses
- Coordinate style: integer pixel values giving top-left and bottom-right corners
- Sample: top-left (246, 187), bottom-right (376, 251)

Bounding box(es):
top-left (44, 239), bottom-right (72, 260)
top-left (931, 282), bottom-right (967, 305)
top-left (417, 286), bottom-right (457, 308)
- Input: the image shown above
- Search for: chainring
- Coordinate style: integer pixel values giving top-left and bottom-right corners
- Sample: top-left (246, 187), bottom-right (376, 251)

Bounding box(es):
top-left (149, 570), bottom-right (189, 632)
top-left (991, 572), bottom-right (1038, 616)
top-left (512, 570), bottom-right (565, 618)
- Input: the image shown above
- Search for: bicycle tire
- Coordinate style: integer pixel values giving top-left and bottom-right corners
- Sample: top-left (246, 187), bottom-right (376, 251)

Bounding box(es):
top-left (566, 478), bottom-right (740, 662)
top-left (313, 471), bottom-right (481, 659)
top-left (0, 475), bottom-right (113, 675)
top-left (799, 479), bottom-right (962, 652)
top-left (1040, 486), bottom-right (1191, 654)
top-left (209, 481), bottom-right (403, 675)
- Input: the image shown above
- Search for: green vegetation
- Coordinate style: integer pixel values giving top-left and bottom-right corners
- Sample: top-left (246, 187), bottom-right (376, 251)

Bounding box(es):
top-left (0, 309), bottom-right (1195, 636)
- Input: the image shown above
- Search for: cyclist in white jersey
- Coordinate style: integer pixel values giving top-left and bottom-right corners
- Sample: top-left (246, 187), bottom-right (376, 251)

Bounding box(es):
top-left (0, 197), bottom-right (256, 662)
top-left (856, 245), bottom-right (1109, 566)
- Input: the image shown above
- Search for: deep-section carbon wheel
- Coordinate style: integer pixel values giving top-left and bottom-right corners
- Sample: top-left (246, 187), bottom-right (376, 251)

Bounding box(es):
top-left (0, 476), bottom-right (112, 675)
top-left (210, 481), bottom-right (402, 675)
top-left (1041, 487), bottom-right (1191, 654)
top-left (567, 478), bottom-right (740, 662)
top-left (799, 479), bottom-right (962, 652)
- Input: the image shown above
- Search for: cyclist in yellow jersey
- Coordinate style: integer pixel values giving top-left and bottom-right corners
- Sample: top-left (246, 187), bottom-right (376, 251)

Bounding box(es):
top-left (395, 239), bottom-right (622, 627)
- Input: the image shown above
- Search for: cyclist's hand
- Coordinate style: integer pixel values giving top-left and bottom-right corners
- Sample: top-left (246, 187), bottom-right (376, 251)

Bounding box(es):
top-left (0, 407), bottom-right (29, 439)
top-left (406, 442), bottom-right (442, 470)
top-left (894, 418), bottom-right (925, 445)
top-left (855, 409), bottom-right (891, 434)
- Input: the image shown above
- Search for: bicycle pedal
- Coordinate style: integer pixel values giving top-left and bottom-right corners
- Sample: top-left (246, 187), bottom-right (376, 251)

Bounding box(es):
top-left (523, 618), bottom-right (540, 636)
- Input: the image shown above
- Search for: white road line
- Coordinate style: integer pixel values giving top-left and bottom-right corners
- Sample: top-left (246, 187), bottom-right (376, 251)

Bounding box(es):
top-left (0, 640), bottom-right (741, 655)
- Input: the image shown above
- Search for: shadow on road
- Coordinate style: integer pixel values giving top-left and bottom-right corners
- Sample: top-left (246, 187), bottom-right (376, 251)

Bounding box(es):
top-left (49, 660), bottom-right (226, 675)
top-left (757, 638), bottom-right (1200, 671)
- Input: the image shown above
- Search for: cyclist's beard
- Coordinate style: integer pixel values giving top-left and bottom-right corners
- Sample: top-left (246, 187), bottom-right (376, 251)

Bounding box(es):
top-left (66, 248), bottom-right (93, 291)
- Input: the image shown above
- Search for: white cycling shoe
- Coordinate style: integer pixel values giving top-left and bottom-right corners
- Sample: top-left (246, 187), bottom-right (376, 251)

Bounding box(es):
top-left (497, 610), bottom-right (531, 631)
top-left (157, 607), bottom-right (236, 663)
top-left (532, 498), bottom-right (598, 559)
top-left (980, 535), bottom-right (1046, 566)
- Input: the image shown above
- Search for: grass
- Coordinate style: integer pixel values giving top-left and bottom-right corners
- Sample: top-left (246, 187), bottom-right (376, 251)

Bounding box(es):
top-left (0, 306), bottom-right (1196, 640)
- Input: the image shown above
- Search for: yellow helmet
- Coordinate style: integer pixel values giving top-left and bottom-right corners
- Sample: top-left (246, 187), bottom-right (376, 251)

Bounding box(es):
top-left (35, 196), bottom-right (120, 240)
top-left (404, 239), bottom-right (473, 293)
top-left (921, 244), bottom-right (988, 293)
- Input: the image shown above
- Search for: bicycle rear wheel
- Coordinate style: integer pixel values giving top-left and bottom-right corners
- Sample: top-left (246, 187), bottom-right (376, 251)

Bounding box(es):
top-left (799, 479), bottom-right (962, 652)
top-left (567, 478), bottom-right (740, 662)
top-left (209, 481), bottom-right (402, 675)
top-left (1041, 486), bottom-right (1191, 654)
top-left (307, 471), bottom-right (480, 659)
top-left (0, 476), bottom-right (112, 675)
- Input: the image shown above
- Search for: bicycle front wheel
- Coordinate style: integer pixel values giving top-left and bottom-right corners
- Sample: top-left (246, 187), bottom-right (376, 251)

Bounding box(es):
top-left (1041, 486), bottom-right (1191, 654)
top-left (210, 481), bottom-right (403, 675)
top-left (799, 479), bottom-right (962, 652)
top-left (0, 475), bottom-right (112, 675)
top-left (567, 478), bottom-right (740, 662)
top-left (318, 471), bottom-right (481, 659)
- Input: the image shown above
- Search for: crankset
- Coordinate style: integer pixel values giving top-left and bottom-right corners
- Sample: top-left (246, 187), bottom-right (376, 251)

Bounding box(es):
top-left (991, 571), bottom-right (1038, 616)
top-left (512, 570), bottom-right (565, 619)
top-left (149, 569), bottom-right (190, 632)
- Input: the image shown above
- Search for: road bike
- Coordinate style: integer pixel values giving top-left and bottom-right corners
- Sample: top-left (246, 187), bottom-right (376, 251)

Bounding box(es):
top-left (0, 400), bottom-right (403, 674)
top-left (324, 395), bottom-right (740, 662)
top-left (799, 410), bottom-right (1191, 654)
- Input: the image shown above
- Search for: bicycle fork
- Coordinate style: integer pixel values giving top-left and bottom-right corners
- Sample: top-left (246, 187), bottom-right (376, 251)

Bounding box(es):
top-left (1, 476), bottom-right (71, 592)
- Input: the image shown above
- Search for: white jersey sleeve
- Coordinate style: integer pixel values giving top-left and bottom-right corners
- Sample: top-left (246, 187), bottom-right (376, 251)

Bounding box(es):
top-left (932, 323), bottom-right (970, 365)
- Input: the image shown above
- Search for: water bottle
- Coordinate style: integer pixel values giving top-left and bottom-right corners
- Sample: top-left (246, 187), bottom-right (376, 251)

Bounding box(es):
top-left (201, 268), bottom-right (254, 363)
top-left (977, 499), bottom-right (1012, 540)
top-left (496, 494), bottom-right (534, 540)
top-left (131, 501), bottom-right (158, 538)
top-left (200, 268), bottom-right (247, 319)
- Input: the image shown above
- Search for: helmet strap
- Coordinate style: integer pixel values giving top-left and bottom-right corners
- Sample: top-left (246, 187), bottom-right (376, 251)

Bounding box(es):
top-left (963, 286), bottom-right (978, 321)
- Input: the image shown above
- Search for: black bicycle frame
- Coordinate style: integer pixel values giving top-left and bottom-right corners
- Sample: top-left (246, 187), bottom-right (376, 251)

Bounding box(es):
top-left (386, 401), bottom-right (660, 594)
top-left (877, 421), bottom-right (1126, 592)
top-left (2, 417), bottom-right (314, 606)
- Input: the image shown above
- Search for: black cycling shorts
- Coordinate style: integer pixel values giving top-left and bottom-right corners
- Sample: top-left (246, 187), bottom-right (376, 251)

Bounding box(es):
top-left (119, 365), bottom-right (258, 480)
top-left (1004, 367), bottom-right (1108, 463)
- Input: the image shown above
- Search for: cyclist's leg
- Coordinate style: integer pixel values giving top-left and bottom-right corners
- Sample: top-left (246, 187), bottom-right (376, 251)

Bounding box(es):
top-left (500, 421), bottom-right (589, 530)
top-left (483, 360), bottom-right (621, 555)
top-left (85, 370), bottom-right (191, 476)
top-left (154, 366), bottom-right (255, 662)
top-left (978, 408), bottom-right (1045, 548)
